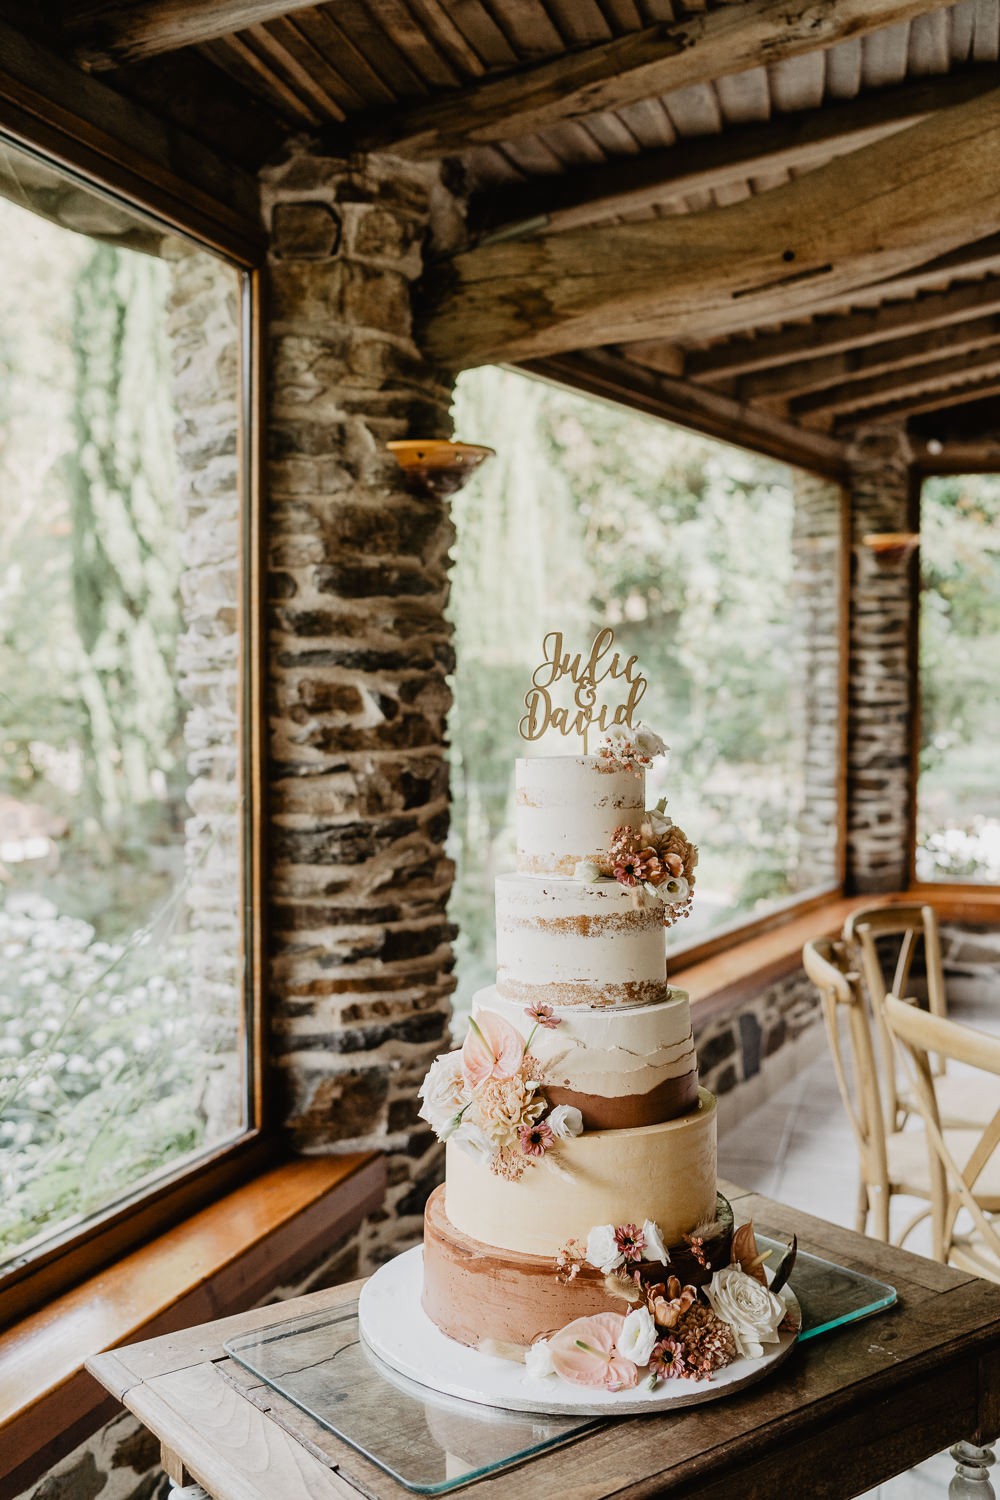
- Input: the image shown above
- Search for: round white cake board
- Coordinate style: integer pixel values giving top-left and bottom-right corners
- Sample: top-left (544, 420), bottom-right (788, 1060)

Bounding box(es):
top-left (358, 1245), bottom-right (800, 1417)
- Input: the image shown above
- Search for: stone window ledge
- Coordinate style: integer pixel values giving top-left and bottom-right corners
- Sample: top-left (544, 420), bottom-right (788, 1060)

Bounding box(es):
top-left (0, 1153), bottom-right (385, 1500)
top-left (674, 886), bottom-right (1000, 1023)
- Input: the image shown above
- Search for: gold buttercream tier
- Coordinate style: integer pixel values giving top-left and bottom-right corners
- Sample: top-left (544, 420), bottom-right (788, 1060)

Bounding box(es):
top-left (444, 1088), bottom-right (718, 1258)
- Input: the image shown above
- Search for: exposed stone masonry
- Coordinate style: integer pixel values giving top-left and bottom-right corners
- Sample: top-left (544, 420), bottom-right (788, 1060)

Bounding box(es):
top-left (260, 143), bottom-right (459, 1266)
top-left (845, 424), bottom-right (915, 893)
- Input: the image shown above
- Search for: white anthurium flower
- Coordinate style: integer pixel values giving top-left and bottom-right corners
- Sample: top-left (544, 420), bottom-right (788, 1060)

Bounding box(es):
top-left (546, 1104), bottom-right (584, 1139)
top-left (585, 1222), bottom-right (624, 1275)
top-left (641, 1219), bottom-right (670, 1266)
top-left (450, 1119), bottom-right (493, 1161)
top-left (417, 1051), bottom-right (469, 1137)
top-left (661, 876), bottom-right (690, 905)
top-left (704, 1266), bottom-right (785, 1359)
top-left (616, 1306), bottom-right (658, 1368)
top-left (524, 1338), bottom-right (555, 1378)
top-left (634, 724), bottom-right (668, 759)
top-left (574, 859), bottom-right (605, 883)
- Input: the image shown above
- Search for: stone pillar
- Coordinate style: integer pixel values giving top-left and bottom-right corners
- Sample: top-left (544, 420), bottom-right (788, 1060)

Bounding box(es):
top-left (260, 144), bottom-right (458, 1266)
top-left (845, 424), bottom-right (915, 893)
top-left (167, 245), bottom-right (244, 1140)
top-left (789, 471), bottom-right (843, 890)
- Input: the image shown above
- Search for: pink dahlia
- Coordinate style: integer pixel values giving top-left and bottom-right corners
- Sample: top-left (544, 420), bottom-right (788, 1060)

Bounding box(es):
top-left (614, 1223), bottom-right (646, 1263)
top-left (519, 1120), bottom-right (555, 1157)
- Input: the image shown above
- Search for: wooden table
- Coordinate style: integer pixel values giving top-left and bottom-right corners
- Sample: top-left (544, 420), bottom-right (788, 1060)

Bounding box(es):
top-left (88, 1184), bottom-right (1000, 1500)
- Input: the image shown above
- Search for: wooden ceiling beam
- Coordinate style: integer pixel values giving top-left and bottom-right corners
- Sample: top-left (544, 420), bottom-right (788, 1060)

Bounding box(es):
top-left (911, 438), bottom-right (1000, 472)
top-left (420, 87), bottom-right (1000, 369)
top-left (340, 0), bottom-right (958, 159)
top-left (834, 376), bottom-right (1000, 431)
top-left (736, 313), bottom-right (1000, 403)
top-left (795, 342), bottom-right (1000, 421)
top-left (65, 0), bottom-right (324, 70)
top-left (686, 274), bottom-right (1000, 381)
top-left (472, 70), bottom-right (997, 241)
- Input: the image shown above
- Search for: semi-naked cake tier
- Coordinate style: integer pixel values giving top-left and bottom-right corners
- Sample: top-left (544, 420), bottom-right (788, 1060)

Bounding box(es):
top-left (515, 756), bottom-right (644, 875)
top-left (445, 1088), bottom-right (718, 1258)
top-left (422, 1185), bottom-right (734, 1350)
top-left (495, 873), bottom-right (668, 1008)
top-left (475, 986), bottom-right (698, 1127)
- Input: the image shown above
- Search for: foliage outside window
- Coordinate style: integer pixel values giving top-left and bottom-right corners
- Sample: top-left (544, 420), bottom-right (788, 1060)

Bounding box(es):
top-left (0, 142), bottom-right (250, 1274)
top-left (446, 368), bottom-right (842, 1017)
top-left (917, 473), bottom-right (1000, 883)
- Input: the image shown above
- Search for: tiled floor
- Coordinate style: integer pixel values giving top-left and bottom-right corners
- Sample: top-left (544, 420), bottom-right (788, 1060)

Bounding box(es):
top-left (717, 995), bottom-right (1000, 1499)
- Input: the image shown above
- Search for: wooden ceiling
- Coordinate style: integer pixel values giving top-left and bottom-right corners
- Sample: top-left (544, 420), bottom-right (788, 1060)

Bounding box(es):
top-left (12, 0), bottom-right (1000, 468)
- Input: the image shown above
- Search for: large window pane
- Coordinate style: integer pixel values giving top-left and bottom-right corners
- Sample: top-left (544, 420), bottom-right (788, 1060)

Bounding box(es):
top-left (447, 368), bottom-right (842, 1016)
top-left (917, 473), bottom-right (1000, 882)
top-left (0, 142), bottom-right (250, 1269)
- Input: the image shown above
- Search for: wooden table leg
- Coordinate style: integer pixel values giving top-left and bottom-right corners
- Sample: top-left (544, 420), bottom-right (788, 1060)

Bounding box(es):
top-left (950, 1440), bottom-right (997, 1498)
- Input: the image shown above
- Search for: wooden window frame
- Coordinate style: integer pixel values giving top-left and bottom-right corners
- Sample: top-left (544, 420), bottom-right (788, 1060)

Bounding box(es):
top-left (0, 114), bottom-right (268, 1329)
top-left (908, 460), bottom-right (1000, 899)
top-left (507, 355), bottom-right (851, 975)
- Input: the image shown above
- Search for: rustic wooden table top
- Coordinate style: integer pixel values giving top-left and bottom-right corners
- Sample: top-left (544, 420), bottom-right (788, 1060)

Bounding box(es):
top-left (88, 1182), bottom-right (1000, 1500)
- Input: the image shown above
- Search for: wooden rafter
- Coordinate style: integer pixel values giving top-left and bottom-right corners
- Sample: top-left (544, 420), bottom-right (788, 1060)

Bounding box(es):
top-left (835, 376), bottom-right (1000, 431)
top-left (735, 314), bottom-right (1000, 403)
top-left (66, 0), bottom-right (325, 71)
top-left (795, 343), bottom-right (1000, 421)
top-left (341, 0), bottom-right (958, 159)
top-left (685, 275), bottom-right (1000, 381)
top-left (473, 70), bottom-right (998, 241)
top-left (420, 87), bottom-right (1000, 369)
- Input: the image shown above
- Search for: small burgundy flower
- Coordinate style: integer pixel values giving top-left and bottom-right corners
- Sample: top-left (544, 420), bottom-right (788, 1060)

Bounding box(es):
top-left (519, 1120), bottom-right (555, 1157)
top-left (524, 1003), bottom-right (561, 1030)
top-left (614, 1223), bottom-right (645, 1263)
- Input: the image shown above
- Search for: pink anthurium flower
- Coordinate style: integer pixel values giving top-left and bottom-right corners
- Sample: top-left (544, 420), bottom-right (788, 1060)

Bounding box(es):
top-left (461, 1010), bottom-right (524, 1089)
top-left (548, 1312), bottom-right (639, 1392)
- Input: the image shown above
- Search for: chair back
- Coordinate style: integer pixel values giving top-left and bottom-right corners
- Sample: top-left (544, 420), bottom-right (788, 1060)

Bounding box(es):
top-left (883, 996), bottom-right (1000, 1281)
top-left (843, 903), bottom-right (946, 1131)
top-left (802, 939), bottom-right (890, 1202)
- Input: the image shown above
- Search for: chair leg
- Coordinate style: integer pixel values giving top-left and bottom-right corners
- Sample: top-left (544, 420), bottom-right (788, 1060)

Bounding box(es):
top-left (870, 1185), bottom-right (891, 1242)
top-left (856, 1181), bottom-right (869, 1236)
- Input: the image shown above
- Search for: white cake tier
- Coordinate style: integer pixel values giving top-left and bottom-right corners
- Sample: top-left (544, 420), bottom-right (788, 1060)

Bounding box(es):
top-left (515, 756), bottom-right (644, 876)
top-left (495, 872), bottom-right (668, 1009)
top-left (474, 986), bottom-right (698, 1127)
top-left (445, 1088), bottom-right (718, 1257)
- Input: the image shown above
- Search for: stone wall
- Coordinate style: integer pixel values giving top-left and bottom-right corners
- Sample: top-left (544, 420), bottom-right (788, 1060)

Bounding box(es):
top-left (261, 143), bottom-right (460, 1267)
top-left (844, 424), bottom-right (915, 893)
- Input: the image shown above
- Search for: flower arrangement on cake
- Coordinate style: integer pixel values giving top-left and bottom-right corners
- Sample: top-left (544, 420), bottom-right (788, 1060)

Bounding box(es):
top-left (528, 1221), bottom-right (798, 1392)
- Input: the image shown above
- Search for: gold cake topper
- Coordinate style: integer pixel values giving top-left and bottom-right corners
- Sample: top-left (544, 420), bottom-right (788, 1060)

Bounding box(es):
top-left (519, 628), bottom-right (647, 754)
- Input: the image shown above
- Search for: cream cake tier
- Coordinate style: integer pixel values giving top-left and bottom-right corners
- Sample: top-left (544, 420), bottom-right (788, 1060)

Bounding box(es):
top-left (474, 986), bottom-right (698, 1128)
top-left (422, 1185), bottom-right (733, 1350)
top-left (495, 873), bottom-right (668, 1009)
top-left (515, 755), bottom-right (644, 876)
top-left (445, 1087), bottom-right (718, 1258)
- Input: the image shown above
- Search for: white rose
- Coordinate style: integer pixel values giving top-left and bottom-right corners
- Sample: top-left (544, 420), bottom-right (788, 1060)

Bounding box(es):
top-left (705, 1265), bottom-right (785, 1359)
top-left (574, 859), bottom-right (604, 883)
top-left (634, 724), bottom-right (668, 759)
top-left (524, 1338), bottom-right (555, 1378)
top-left (644, 804), bottom-right (673, 838)
top-left (585, 1223), bottom-right (624, 1275)
top-left (641, 1219), bottom-right (670, 1266)
top-left (547, 1104), bottom-right (584, 1139)
top-left (600, 724), bottom-right (631, 751)
top-left (451, 1119), bottom-right (492, 1161)
top-left (616, 1306), bottom-right (658, 1368)
top-left (418, 1051), bottom-right (469, 1137)
top-left (661, 876), bottom-right (690, 905)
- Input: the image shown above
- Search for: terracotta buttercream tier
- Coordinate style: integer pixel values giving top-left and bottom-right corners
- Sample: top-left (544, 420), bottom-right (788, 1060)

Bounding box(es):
top-left (445, 1089), bottom-right (718, 1257)
top-left (495, 873), bottom-right (668, 1009)
top-left (515, 756), bottom-right (644, 876)
top-left (474, 986), bottom-right (698, 1126)
top-left (422, 1186), bottom-right (734, 1350)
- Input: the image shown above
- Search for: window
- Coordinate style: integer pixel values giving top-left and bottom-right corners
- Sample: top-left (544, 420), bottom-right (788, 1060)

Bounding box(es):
top-left (446, 367), bottom-right (844, 1013)
top-left (0, 138), bottom-right (257, 1295)
top-left (916, 472), bottom-right (1000, 884)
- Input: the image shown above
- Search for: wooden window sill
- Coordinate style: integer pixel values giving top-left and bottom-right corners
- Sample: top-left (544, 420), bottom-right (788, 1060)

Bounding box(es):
top-left (0, 1153), bottom-right (385, 1500)
top-left (674, 886), bottom-right (1000, 1022)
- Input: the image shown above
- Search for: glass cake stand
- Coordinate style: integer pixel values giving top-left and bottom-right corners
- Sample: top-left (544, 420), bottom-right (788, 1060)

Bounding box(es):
top-left (224, 1235), bottom-right (896, 1496)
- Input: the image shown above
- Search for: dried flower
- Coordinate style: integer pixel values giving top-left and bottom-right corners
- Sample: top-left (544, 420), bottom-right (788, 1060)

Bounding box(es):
top-left (614, 1223), bottom-right (646, 1264)
top-left (673, 1302), bottom-right (738, 1379)
top-left (524, 1002), bottom-right (561, 1030)
top-left (555, 1238), bottom-right (585, 1283)
top-left (519, 1119), bottom-right (555, 1157)
top-left (649, 1275), bottom-right (699, 1330)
